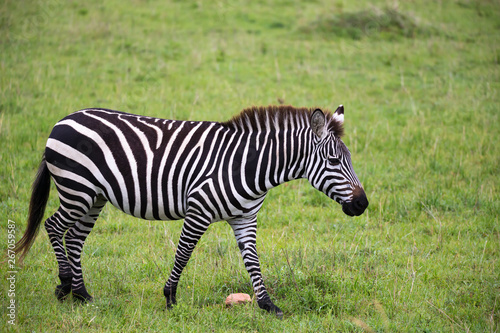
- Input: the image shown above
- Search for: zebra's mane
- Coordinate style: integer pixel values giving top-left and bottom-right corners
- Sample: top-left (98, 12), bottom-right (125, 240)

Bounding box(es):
top-left (221, 105), bottom-right (344, 137)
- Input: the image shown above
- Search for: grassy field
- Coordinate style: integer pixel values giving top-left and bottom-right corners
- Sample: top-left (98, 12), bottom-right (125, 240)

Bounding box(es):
top-left (1, 0), bottom-right (499, 331)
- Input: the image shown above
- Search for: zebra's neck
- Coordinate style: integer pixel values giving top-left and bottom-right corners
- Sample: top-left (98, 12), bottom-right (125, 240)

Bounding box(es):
top-left (220, 106), bottom-right (314, 196)
top-left (253, 125), bottom-right (312, 193)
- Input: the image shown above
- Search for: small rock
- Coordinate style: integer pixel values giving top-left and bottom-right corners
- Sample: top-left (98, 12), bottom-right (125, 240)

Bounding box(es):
top-left (225, 293), bottom-right (251, 306)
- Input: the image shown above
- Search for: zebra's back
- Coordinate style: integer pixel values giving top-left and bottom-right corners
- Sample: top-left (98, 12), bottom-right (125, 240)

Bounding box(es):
top-left (45, 108), bottom-right (228, 221)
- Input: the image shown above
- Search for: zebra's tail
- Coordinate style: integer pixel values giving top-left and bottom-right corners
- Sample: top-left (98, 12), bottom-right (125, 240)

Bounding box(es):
top-left (14, 155), bottom-right (51, 263)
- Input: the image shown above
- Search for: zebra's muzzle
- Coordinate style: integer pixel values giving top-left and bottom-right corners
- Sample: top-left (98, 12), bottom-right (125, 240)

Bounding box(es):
top-left (341, 186), bottom-right (368, 216)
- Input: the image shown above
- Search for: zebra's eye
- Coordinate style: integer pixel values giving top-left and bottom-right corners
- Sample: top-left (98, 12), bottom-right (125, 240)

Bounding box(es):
top-left (328, 157), bottom-right (341, 166)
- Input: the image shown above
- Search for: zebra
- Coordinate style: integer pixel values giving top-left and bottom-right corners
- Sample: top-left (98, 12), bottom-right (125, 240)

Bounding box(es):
top-left (15, 104), bottom-right (368, 317)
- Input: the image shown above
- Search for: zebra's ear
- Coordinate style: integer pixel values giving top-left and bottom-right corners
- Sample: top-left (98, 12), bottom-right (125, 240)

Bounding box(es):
top-left (311, 109), bottom-right (326, 138)
top-left (332, 104), bottom-right (344, 125)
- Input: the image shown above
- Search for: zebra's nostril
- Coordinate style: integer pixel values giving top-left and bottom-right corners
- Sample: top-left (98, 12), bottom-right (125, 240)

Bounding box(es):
top-left (354, 199), bottom-right (361, 210)
top-left (346, 191), bottom-right (368, 216)
top-left (355, 196), bottom-right (368, 210)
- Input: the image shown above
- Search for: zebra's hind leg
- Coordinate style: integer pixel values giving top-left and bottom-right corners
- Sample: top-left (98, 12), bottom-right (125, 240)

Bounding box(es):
top-left (64, 196), bottom-right (107, 303)
top-left (229, 216), bottom-right (283, 318)
top-left (45, 211), bottom-right (74, 301)
top-left (164, 213), bottom-right (210, 309)
top-left (45, 208), bottom-right (85, 301)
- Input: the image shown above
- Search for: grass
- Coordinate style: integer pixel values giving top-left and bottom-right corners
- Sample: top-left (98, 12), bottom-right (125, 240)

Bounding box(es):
top-left (1, 0), bottom-right (499, 331)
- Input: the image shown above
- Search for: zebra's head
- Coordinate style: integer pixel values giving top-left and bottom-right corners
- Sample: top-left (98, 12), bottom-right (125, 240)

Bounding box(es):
top-left (307, 106), bottom-right (368, 216)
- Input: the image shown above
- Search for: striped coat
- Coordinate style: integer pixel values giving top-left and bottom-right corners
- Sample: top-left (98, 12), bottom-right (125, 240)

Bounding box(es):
top-left (15, 105), bottom-right (368, 317)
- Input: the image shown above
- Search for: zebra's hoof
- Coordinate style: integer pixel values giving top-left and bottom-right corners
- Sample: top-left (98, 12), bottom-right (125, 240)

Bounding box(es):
top-left (55, 275), bottom-right (73, 301)
top-left (164, 285), bottom-right (177, 310)
top-left (73, 293), bottom-right (93, 303)
top-left (258, 299), bottom-right (284, 319)
top-left (269, 305), bottom-right (283, 319)
top-left (72, 287), bottom-right (93, 303)
top-left (165, 297), bottom-right (177, 310)
top-left (55, 284), bottom-right (72, 301)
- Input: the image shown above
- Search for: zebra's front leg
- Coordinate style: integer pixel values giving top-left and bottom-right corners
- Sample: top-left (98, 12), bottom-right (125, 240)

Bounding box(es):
top-left (164, 213), bottom-right (210, 309)
top-left (229, 217), bottom-right (283, 318)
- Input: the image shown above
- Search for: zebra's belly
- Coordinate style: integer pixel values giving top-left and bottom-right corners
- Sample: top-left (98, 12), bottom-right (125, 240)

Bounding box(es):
top-left (104, 188), bottom-right (188, 221)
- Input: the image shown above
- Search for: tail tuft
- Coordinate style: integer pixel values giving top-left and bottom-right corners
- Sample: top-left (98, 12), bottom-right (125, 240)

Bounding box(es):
top-left (14, 155), bottom-right (51, 263)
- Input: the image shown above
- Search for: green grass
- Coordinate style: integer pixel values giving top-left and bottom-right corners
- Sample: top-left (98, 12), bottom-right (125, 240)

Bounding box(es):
top-left (1, 0), bottom-right (499, 331)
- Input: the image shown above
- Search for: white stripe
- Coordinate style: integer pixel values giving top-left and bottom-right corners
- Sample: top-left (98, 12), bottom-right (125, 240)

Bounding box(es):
top-left (188, 126), bottom-right (223, 194)
top-left (157, 121), bottom-right (186, 219)
top-left (47, 163), bottom-right (99, 195)
top-left (119, 116), bottom-right (156, 217)
top-left (137, 117), bottom-right (163, 150)
top-left (239, 132), bottom-right (261, 197)
top-left (167, 122), bottom-right (204, 217)
top-left (227, 133), bottom-right (248, 204)
top-left (55, 182), bottom-right (94, 208)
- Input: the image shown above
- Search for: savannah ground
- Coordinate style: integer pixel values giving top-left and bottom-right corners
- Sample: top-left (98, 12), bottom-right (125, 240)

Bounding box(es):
top-left (1, 0), bottom-right (499, 332)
